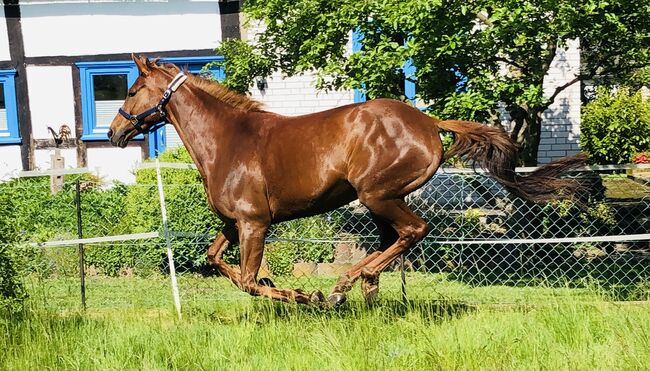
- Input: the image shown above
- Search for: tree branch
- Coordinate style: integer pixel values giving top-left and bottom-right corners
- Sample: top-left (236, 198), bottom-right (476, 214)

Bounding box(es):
top-left (542, 75), bottom-right (583, 110)
top-left (492, 56), bottom-right (530, 74)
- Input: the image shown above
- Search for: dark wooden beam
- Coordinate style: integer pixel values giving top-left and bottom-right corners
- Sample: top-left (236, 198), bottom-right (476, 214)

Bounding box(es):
top-left (25, 49), bottom-right (218, 66)
top-left (219, 0), bottom-right (241, 40)
top-left (4, 1), bottom-right (34, 170)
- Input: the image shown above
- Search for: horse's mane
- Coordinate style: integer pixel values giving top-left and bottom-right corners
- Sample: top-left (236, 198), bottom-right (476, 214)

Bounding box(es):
top-left (157, 63), bottom-right (265, 112)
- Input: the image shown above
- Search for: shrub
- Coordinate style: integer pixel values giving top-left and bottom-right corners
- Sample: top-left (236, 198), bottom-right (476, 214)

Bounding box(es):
top-left (581, 87), bottom-right (650, 164)
top-left (0, 244), bottom-right (28, 314)
top-left (0, 175), bottom-right (127, 245)
top-left (264, 242), bottom-right (298, 276)
top-left (264, 215), bottom-right (340, 276)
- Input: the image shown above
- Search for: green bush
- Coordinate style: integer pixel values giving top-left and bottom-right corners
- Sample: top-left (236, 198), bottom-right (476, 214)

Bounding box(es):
top-left (0, 246), bottom-right (25, 312)
top-left (0, 175), bottom-right (127, 245)
top-left (264, 242), bottom-right (298, 276)
top-left (0, 244), bottom-right (28, 314)
top-left (263, 215), bottom-right (340, 276)
top-left (581, 87), bottom-right (650, 164)
top-left (0, 146), bottom-right (345, 278)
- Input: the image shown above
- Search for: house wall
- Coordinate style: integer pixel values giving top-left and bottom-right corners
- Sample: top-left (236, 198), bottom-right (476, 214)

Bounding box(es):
top-left (249, 73), bottom-right (354, 116)
top-left (539, 39), bottom-right (581, 163)
top-left (0, 0), bottom-right (223, 183)
top-left (0, 10), bottom-right (19, 180)
top-left (20, 1), bottom-right (222, 58)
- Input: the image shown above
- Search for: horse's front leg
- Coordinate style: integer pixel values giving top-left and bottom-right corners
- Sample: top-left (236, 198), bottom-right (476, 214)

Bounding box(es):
top-left (207, 228), bottom-right (241, 287)
top-left (238, 220), bottom-right (324, 304)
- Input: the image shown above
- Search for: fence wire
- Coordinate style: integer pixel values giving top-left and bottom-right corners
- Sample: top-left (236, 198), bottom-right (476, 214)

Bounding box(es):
top-left (1, 168), bottom-right (649, 311)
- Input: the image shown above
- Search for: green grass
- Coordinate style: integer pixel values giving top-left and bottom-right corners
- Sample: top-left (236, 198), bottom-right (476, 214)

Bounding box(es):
top-left (22, 272), bottom-right (615, 312)
top-left (602, 175), bottom-right (650, 199)
top-left (2, 275), bottom-right (650, 370)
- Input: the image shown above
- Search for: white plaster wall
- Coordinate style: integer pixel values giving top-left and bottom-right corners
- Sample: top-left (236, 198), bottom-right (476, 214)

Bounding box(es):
top-left (34, 147), bottom-right (77, 171)
top-left (0, 12), bottom-right (11, 61)
top-left (87, 146), bottom-right (140, 184)
top-left (538, 39), bottom-right (581, 163)
top-left (0, 146), bottom-right (22, 180)
top-left (20, 0), bottom-right (221, 57)
top-left (26, 66), bottom-right (76, 140)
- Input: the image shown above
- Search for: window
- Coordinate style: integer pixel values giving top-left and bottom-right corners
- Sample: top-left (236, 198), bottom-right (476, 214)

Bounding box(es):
top-left (160, 56), bottom-right (225, 81)
top-left (0, 70), bottom-right (20, 145)
top-left (76, 57), bottom-right (224, 156)
top-left (77, 61), bottom-right (138, 141)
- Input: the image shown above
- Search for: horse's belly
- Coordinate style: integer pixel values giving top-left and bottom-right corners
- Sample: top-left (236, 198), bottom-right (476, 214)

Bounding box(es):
top-left (268, 179), bottom-right (357, 222)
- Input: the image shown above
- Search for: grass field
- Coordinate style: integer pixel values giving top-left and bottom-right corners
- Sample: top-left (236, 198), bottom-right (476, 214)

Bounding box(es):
top-left (2, 274), bottom-right (650, 370)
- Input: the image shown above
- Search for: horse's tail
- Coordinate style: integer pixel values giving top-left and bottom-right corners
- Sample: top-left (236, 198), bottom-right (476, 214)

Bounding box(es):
top-left (436, 120), bottom-right (587, 203)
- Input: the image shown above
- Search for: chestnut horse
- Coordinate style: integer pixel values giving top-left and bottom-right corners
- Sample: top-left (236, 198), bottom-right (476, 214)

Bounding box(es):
top-left (109, 56), bottom-right (585, 306)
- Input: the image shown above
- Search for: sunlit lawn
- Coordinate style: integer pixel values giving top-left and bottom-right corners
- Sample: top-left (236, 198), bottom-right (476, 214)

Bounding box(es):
top-left (2, 274), bottom-right (650, 370)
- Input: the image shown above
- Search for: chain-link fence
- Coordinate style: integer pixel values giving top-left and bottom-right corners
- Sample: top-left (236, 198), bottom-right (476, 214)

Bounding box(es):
top-left (1, 166), bottom-right (649, 311)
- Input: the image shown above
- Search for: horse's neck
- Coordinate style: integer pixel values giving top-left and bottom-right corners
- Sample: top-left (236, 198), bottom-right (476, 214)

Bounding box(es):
top-left (166, 86), bottom-right (242, 180)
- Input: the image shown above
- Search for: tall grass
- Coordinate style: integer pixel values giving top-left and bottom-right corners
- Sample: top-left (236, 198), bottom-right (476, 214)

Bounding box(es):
top-left (2, 296), bottom-right (650, 370)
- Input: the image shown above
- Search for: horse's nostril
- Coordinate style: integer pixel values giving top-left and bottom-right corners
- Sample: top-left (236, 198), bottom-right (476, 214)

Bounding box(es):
top-left (107, 129), bottom-right (113, 139)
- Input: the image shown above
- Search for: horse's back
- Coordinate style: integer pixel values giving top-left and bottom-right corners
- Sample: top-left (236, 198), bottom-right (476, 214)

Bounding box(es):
top-left (257, 99), bottom-right (443, 220)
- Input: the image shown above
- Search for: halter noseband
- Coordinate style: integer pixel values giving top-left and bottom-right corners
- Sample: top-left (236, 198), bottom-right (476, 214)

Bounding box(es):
top-left (118, 72), bottom-right (187, 134)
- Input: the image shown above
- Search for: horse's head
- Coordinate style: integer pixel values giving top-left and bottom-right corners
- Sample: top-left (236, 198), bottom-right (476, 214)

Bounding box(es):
top-left (108, 55), bottom-right (183, 148)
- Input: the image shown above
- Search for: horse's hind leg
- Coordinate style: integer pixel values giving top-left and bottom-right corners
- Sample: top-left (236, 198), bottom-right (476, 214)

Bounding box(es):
top-left (357, 198), bottom-right (429, 304)
top-left (238, 220), bottom-right (325, 304)
top-left (329, 216), bottom-right (398, 306)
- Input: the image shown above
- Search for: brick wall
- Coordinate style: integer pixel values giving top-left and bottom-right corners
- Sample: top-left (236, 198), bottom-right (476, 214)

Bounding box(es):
top-left (249, 73), bottom-right (354, 115)
top-left (539, 39), bottom-right (581, 163)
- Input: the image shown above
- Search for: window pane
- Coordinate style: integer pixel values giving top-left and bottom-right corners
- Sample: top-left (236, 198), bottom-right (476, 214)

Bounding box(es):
top-left (0, 83), bottom-right (7, 131)
top-left (93, 74), bottom-right (127, 100)
top-left (93, 74), bottom-right (127, 129)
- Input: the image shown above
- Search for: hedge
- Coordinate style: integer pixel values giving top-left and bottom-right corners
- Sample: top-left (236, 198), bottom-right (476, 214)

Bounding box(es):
top-left (581, 87), bottom-right (650, 164)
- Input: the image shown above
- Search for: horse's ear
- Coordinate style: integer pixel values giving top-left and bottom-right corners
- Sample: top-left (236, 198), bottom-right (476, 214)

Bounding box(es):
top-left (132, 54), bottom-right (151, 75)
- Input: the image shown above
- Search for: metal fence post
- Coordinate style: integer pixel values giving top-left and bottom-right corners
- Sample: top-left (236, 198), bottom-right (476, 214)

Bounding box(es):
top-left (75, 180), bottom-right (86, 310)
top-left (399, 254), bottom-right (407, 304)
top-left (155, 159), bottom-right (183, 320)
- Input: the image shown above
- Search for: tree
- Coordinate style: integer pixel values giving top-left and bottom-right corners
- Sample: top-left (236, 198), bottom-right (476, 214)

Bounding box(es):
top-left (214, 0), bottom-right (650, 165)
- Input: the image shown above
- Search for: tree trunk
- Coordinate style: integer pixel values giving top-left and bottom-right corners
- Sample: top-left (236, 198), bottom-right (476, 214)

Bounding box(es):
top-left (509, 105), bottom-right (543, 166)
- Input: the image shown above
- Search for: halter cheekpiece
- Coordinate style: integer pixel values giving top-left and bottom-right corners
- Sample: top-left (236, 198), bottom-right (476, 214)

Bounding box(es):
top-left (118, 72), bottom-right (187, 134)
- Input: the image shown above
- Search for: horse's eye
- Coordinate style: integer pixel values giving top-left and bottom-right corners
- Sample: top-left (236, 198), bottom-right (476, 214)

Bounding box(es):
top-left (127, 91), bottom-right (137, 97)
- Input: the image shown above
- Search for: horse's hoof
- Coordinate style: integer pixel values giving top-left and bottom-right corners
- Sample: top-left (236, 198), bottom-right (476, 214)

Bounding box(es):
top-left (361, 272), bottom-right (380, 305)
top-left (258, 277), bottom-right (275, 288)
top-left (362, 285), bottom-right (379, 305)
top-left (310, 290), bottom-right (325, 304)
top-left (328, 292), bottom-right (347, 307)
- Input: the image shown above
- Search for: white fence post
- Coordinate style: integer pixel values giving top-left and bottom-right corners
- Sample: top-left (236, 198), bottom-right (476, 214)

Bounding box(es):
top-left (155, 159), bottom-right (182, 320)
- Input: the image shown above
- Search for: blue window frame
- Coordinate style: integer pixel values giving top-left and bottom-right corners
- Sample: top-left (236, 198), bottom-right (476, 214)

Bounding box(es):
top-left (77, 61), bottom-right (139, 141)
top-left (0, 70), bottom-right (21, 145)
top-left (76, 57), bottom-right (224, 157)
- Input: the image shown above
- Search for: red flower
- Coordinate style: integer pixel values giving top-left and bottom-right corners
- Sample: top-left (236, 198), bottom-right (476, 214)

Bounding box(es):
top-left (633, 152), bottom-right (650, 164)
